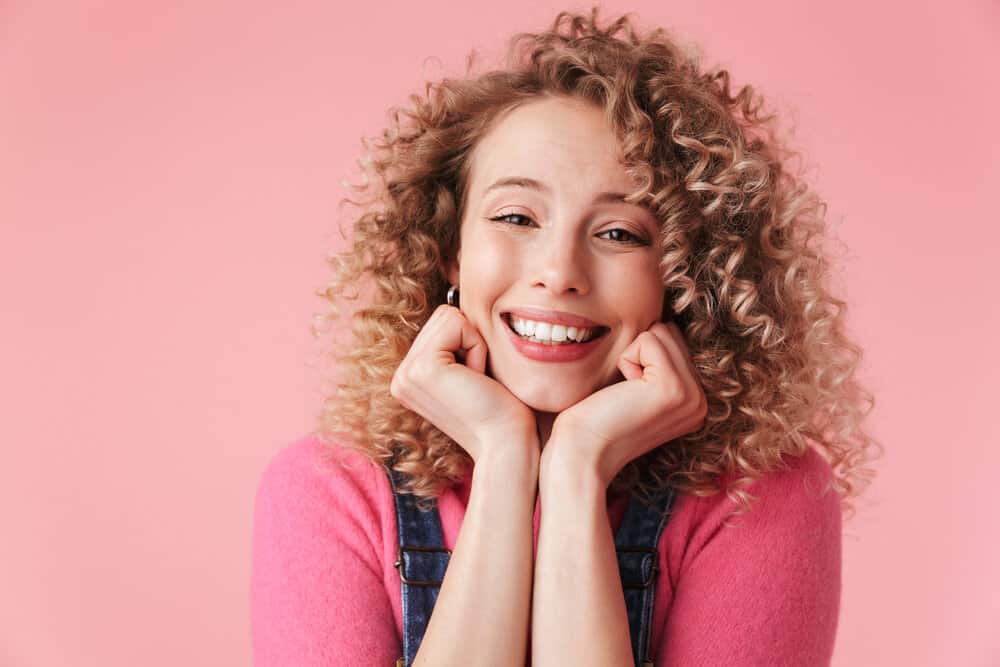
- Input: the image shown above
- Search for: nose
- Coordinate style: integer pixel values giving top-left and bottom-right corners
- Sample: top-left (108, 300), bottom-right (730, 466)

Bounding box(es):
top-left (530, 223), bottom-right (591, 296)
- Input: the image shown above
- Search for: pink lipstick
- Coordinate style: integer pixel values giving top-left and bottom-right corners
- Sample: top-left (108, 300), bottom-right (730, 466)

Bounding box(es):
top-left (501, 314), bottom-right (608, 362)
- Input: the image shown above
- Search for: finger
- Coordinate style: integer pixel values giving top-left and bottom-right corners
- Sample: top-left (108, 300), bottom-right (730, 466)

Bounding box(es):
top-left (440, 308), bottom-right (488, 374)
top-left (664, 321), bottom-right (700, 379)
top-left (618, 330), bottom-right (677, 384)
top-left (649, 321), bottom-right (703, 409)
top-left (408, 303), bottom-right (451, 358)
top-left (617, 338), bottom-right (644, 381)
top-left (463, 329), bottom-right (487, 374)
top-left (647, 320), bottom-right (675, 348)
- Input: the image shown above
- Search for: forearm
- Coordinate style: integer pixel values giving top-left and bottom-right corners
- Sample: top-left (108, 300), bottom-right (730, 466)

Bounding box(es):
top-left (531, 445), bottom-right (633, 667)
top-left (414, 442), bottom-right (538, 667)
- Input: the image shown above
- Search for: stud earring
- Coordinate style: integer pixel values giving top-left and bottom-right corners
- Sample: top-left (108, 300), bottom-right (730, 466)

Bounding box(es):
top-left (446, 285), bottom-right (460, 308)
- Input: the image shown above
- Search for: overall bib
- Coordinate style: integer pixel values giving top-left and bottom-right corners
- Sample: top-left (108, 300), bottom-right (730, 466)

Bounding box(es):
top-left (386, 462), bottom-right (676, 667)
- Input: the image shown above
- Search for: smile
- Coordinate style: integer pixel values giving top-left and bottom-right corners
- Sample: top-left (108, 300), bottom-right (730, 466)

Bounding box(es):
top-left (501, 313), bottom-right (609, 362)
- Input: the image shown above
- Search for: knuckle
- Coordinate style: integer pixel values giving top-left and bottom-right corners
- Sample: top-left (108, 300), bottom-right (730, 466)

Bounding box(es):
top-left (389, 372), bottom-right (405, 398)
top-left (431, 305), bottom-right (454, 327)
top-left (695, 393), bottom-right (709, 419)
top-left (410, 360), bottom-right (434, 384)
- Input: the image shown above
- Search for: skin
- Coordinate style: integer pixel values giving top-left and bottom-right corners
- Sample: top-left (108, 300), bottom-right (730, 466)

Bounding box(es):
top-left (447, 94), bottom-right (676, 447)
top-left (389, 94), bottom-right (708, 665)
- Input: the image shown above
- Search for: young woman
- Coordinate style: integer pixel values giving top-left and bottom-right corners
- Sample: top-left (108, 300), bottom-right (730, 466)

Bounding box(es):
top-left (252, 8), bottom-right (879, 666)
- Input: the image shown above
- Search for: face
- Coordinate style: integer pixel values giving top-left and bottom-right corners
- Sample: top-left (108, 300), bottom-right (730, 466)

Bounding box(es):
top-left (447, 95), bottom-right (666, 413)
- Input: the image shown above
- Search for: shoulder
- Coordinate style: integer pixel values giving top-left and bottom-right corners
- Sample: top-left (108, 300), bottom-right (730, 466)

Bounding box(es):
top-left (667, 445), bottom-right (842, 578)
top-left (256, 433), bottom-right (385, 498)
top-left (730, 445), bottom-right (841, 531)
top-left (681, 445), bottom-right (839, 528)
top-left (251, 435), bottom-right (402, 664)
top-left (656, 447), bottom-right (842, 663)
top-left (252, 433), bottom-right (392, 552)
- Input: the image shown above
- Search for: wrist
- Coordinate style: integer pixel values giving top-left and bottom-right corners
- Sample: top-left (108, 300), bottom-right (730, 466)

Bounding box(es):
top-left (475, 432), bottom-right (540, 484)
top-left (539, 431), bottom-right (607, 495)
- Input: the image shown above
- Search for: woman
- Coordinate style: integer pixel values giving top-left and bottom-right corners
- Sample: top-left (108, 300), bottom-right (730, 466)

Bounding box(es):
top-left (252, 8), bottom-right (880, 666)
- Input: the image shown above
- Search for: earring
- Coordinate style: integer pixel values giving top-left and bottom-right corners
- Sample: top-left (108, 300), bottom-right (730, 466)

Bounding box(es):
top-left (446, 284), bottom-right (460, 308)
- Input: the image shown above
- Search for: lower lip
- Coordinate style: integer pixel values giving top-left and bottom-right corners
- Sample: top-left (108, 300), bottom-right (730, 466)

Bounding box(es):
top-left (502, 318), bottom-right (608, 362)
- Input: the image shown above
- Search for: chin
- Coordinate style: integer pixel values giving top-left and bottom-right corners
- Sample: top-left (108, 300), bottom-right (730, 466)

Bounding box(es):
top-left (505, 381), bottom-right (594, 413)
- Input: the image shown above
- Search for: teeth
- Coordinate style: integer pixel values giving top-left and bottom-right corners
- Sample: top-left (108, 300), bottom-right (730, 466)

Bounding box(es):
top-left (509, 315), bottom-right (597, 343)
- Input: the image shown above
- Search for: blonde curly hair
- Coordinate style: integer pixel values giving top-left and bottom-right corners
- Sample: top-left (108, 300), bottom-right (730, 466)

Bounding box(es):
top-left (310, 7), bottom-right (882, 519)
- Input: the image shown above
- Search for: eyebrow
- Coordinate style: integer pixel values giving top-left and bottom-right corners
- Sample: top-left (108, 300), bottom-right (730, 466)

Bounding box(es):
top-left (483, 176), bottom-right (636, 207)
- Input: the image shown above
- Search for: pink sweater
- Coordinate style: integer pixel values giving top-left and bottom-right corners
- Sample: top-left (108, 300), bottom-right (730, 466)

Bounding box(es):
top-left (251, 434), bottom-right (841, 666)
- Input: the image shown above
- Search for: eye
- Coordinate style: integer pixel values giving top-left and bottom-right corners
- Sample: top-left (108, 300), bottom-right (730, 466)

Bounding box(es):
top-left (489, 213), bottom-right (534, 226)
top-left (489, 213), bottom-right (650, 246)
top-left (597, 228), bottom-right (649, 246)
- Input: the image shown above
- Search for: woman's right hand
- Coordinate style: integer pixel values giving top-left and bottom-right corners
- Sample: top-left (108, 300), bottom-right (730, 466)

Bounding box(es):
top-left (389, 303), bottom-right (538, 465)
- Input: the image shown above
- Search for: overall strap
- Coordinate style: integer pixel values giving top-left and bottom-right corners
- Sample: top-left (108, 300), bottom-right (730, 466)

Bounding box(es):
top-left (386, 464), bottom-right (450, 667)
top-left (614, 481), bottom-right (676, 667)
top-left (387, 463), bottom-right (675, 667)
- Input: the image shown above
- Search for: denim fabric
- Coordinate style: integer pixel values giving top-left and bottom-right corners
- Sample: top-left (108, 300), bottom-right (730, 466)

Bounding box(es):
top-left (615, 483), bottom-right (676, 666)
top-left (388, 464), bottom-right (675, 667)
top-left (387, 466), bottom-right (451, 666)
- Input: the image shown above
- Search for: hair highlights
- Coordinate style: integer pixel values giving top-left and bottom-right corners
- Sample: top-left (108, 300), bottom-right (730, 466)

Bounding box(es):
top-left (311, 7), bottom-right (881, 518)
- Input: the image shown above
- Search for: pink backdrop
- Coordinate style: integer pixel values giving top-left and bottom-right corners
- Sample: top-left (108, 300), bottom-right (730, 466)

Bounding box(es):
top-left (2, 1), bottom-right (997, 664)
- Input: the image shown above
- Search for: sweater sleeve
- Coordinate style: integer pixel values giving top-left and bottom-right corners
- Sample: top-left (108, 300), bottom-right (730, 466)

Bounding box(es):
top-left (251, 436), bottom-right (400, 666)
top-left (658, 447), bottom-right (842, 667)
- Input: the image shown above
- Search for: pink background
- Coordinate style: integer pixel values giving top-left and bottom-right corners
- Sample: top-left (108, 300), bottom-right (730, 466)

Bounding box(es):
top-left (2, 1), bottom-right (997, 664)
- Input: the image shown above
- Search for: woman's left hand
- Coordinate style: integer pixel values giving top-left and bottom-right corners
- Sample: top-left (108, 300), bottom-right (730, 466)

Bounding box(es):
top-left (542, 320), bottom-right (709, 487)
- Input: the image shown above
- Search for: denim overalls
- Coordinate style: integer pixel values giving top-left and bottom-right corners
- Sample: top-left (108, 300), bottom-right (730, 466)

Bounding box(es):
top-left (386, 461), bottom-right (676, 667)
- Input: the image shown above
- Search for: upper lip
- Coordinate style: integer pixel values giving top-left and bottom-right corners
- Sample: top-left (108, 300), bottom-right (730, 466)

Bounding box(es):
top-left (501, 306), bottom-right (608, 330)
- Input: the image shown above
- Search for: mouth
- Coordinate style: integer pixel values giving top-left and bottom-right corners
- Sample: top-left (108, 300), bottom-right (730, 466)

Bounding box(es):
top-left (500, 312), bottom-right (610, 345)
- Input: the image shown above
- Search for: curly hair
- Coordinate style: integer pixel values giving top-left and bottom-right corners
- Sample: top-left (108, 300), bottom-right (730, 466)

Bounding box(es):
top-left (310, 6), bottom-right (882, 519)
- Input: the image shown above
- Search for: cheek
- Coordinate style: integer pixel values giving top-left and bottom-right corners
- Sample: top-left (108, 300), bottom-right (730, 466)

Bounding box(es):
top-left (459, 234), bottom-right (519, 305)
top-left (610, 263), bottom-right (664, 323)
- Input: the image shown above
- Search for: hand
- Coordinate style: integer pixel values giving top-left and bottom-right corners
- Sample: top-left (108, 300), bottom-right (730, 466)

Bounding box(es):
top-left (390, 303), bottom-right (538, 465)
top-left (543, 321), bottom-right (708, 487)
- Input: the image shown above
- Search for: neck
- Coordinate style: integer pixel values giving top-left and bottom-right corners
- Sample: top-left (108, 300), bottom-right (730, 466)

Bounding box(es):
top-left (535, 410), bottom-right (557, 450)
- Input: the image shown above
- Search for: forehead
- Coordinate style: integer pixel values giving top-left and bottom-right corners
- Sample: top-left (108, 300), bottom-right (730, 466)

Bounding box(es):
top-left (466, 96), bottom-right (637, 197)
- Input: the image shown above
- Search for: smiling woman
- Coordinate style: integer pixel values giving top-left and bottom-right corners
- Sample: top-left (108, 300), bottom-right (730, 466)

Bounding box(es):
top-left (251, 6), bottom-right (881, 667)
top-left (447, 95), bottom-right (669, 442)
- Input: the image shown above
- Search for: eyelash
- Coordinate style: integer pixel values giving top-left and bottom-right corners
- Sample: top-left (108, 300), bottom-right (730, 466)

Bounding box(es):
top-left (488, 213), bottom-right (649, 246)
